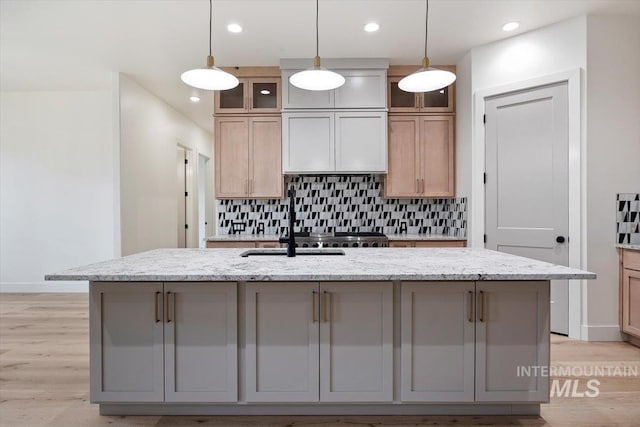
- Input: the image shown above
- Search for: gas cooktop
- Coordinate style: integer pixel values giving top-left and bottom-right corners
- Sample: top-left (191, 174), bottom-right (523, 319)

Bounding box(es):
top-left (279, 232), bottom-right (388, 248)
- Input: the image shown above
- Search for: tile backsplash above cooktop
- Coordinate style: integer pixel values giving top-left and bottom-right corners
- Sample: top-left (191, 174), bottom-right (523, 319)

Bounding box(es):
top-left (217, 175), bottom-right (466, 237)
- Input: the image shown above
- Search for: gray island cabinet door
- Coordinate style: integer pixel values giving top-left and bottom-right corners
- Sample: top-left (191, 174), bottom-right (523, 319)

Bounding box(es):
top-left (89, 282), bottom-right (164, 402)
top-left (164, 282), bottom-right (237, 403)
top-left (400, 282), bottom-right (475, 402)
top-left (475, 281), bottom-right (550, 402)
top-left (245, 282), bottom-right (320, 402)
top-left (320, 282), bottom-right (393, 402)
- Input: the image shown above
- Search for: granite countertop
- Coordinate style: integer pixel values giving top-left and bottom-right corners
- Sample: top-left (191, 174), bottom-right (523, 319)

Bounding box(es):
top-left (205, 234), bottom-right (282, 242)
top-left (205, 233), bottom-right (466, 242)
top-left (617, 244), bottom-right (640, 251)
top-left (46, 248), bottom-right (595, 282)
top-left (386, 234), bottom-right (466, 241)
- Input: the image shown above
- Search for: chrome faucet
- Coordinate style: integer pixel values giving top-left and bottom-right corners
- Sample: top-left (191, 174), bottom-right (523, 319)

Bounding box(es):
top-left (287, 185), bottom-right (296, 257)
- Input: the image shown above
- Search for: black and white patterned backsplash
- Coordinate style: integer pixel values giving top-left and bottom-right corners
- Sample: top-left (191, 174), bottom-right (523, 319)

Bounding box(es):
top-left (217, 176), bottom-right (467, 236)
top-left (617, 193), bottom-right (640, 244)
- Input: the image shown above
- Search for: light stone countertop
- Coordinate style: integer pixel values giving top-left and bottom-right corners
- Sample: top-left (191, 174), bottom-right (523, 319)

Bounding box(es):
top-left (205, 233), bottom-right (466, 242)
top-left (385, 234), bottom-right (466, 241)
top-left (205, 234), bottom-right (282, 242)
top-left (617, 244), bottom-right (640, 251)
top-left (46, 248), bottom-right (595, 282)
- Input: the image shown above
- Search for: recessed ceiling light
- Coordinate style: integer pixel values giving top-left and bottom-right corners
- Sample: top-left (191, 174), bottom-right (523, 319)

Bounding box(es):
top-left (364, 22), bottom-right (380, 32)
top-left (260, 89), bottom-right (271, 95)
top-left (189, 96), bottom-right (200, 103)
top-left (227, 23), bottom-right (242, 33)
top-left (502, 21), bottom-right (520, 32)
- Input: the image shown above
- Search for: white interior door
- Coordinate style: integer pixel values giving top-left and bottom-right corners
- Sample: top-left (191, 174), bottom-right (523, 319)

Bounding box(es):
top-left (485, 82), bottom-right (569, 334)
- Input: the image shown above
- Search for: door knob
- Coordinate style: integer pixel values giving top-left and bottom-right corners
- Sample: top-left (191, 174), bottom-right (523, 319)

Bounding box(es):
top-left (556, 236), bottom-right (566, 244)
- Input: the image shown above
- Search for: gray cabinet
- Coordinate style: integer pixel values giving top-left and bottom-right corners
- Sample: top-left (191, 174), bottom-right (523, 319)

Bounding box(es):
top-left (401, 282), bottom-right (475, 402)
top-left (245, 281), bottom-right (393, 403)
top-left (320, 282), bottom-right (393, 402)
top-left (164, 282), bottom-right (237, 403)
top-left (90, 282), bottom-right (237, 403)
top-left (245, 282), bottom-right (320, 402)
top-left (475, 281), bottom-right (550, 402)
top-left (401, 280), bottom-right (550, 403)
top-left (90, 282), bottom-right (164, 402)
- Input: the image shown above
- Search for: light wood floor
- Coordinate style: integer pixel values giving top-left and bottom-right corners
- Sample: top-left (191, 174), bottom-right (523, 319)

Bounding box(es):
top-left (1, 293), bottom-right (639, 427)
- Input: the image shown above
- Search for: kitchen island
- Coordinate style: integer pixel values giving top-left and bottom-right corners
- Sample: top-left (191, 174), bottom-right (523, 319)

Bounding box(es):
top-left (46, 248), bottom-right (594, 416)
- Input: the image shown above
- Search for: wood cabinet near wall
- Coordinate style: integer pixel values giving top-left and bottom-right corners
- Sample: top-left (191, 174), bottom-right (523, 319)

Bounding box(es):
top-left (214, 77), bottom-right (281, 114)
top-left (619, 248), bottom-right (640, 346)
top-left (215, 116), bottom-right (283, 199)
top-left (385, 115), bottom-right (455, 198)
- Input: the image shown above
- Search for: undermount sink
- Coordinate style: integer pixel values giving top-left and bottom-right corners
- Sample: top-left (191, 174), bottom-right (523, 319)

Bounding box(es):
top-left (240, 249), bottom-right (345, 257)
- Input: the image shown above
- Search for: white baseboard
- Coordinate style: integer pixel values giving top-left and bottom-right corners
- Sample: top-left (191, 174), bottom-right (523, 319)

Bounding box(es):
top-left (581, 324), bottom-right (624, 341)
top-left (0, 281), bottom-right (88, 293)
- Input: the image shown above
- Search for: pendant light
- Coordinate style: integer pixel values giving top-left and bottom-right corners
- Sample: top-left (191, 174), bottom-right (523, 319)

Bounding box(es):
top-left (181, 0), bottom-right (239, 91)
top-left (398, 0), bottom-right (456, 93)
top-left (289, 0), bottom-right (345, 91)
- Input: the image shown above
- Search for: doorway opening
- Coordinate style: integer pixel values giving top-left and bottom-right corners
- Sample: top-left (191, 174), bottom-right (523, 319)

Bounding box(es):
top-left (177, 146), bottom-right (192, 248)
top-left (198, 154), bottom-right (212, 248)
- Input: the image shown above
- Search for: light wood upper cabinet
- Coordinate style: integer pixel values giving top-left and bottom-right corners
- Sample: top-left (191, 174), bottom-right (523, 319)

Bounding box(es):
top-left (385, 115), bottom-right (454, 198)
top-left (215, 77), bottom-right (281, 114)
top-left (215, 116), bottom-right (283, 199)
top-left (387, 66), bottom-right (455, 113)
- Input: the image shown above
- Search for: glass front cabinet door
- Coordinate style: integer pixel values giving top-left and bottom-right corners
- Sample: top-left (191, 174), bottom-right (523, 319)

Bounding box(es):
top-left (215, 78), bottom-right (281, 114)
top-left (388, 76), bottom-right (454, 113)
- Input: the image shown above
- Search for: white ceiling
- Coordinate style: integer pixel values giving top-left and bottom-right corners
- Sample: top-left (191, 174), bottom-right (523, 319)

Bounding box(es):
top-left (2, 0), bottom-right (639, 133)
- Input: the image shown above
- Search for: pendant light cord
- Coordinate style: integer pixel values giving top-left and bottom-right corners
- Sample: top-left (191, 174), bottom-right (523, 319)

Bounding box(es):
top-left (209, 0), bottom-right (213, 57)
top-left (316, 0), bottom-right (319, 57)
top-left (424, 0), bottom-right (429, 59)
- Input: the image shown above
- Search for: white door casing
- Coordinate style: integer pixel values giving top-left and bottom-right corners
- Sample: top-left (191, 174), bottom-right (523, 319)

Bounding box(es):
top-left (485, 82), bottom-right (570, 334)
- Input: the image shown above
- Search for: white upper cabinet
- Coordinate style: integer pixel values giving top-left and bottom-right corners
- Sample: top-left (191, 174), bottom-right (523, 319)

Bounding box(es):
top-left (282, 70), bottom-right (335, 109)
top-left (335, 112), bottom-right (387, 172)
top-left (282, 112), bottom-right (335, 173)
top-left (334, 70), bottom-right (386, 109)
top-left (282, 69), bottom-right (386, 109)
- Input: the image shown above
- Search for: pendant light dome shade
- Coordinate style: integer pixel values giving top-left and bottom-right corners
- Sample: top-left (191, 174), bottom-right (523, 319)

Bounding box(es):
top-left (181, 56), bottom-right (239, 91)
top-left (398, 58), bottom-right (456, 93)
top-left (289, 57), bottom-right (345, 91)
top-left (289, 0), bottom-right (344, 92)
top-left (399, 0), bottom-right (456, 93)
top-left (181, 0), bottom-right (239, 91)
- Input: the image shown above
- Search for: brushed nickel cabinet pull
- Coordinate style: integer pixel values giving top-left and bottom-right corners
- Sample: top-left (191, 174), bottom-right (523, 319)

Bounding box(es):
top-left (416, 178), bottom-right (419, 194)
top-left (312, 290), bottom-right (318, 323)
top-left (420, 178), bottom-right (425, 193)
top-left (166, 292), bottom-right (172, 323)
top-left (154, 292), bottom-right (161, 323)
top-left (322, 291), bottom-right (329, 322)
top-left (479, 290), bottom-right (485, 322)
top-left (468, 291), bottom-right (474, 323)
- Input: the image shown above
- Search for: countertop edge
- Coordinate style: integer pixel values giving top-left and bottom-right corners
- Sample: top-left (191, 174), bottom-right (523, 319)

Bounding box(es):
top-left (46, 273), bottom-right (596, 282)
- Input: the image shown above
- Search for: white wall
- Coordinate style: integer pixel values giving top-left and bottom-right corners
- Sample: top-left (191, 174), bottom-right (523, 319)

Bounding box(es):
top-left (454, 52), bottom-right (472, 237)
top-left (0, 90), bottom-right (117, 292)
top-left (465, 16), bottom-right (588, 249)
top-left (584, 15), bottom-right (640, 339)
top-left (119, 74), bottom-right (213, 256)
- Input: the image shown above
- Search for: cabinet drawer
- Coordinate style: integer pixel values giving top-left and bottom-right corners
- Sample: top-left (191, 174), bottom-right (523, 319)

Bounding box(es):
top-left (207, 241), bottom-right (256, 248)
top-left (623, 249), bottom-right (640, 271)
